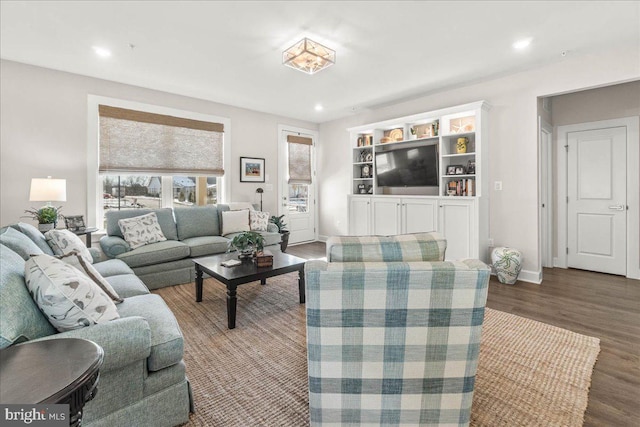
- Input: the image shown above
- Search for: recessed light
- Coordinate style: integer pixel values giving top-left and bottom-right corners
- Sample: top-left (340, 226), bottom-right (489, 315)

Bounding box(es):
top-left (92, 46), bottom-right (112, 58)
top-left (314, 104), bottom-right (324, 111)
top-left (512, 38), bottom-right (532, 50)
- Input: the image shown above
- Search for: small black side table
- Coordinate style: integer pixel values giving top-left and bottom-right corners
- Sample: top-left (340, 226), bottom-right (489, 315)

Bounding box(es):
top-left (0, 338), bottom-right (104, 427)
top-left (71, 227), bottom-right (99, 248)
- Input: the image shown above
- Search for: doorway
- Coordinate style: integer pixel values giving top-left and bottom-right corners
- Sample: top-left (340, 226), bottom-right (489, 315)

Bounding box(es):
top-left (557, 117), bottom-right (640, 279)
top-left (278, 126), bottom-right (318, 245)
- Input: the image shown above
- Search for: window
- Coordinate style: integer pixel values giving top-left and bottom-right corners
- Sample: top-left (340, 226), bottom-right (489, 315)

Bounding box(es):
top-left (89, 96), bottom-right (230, 229)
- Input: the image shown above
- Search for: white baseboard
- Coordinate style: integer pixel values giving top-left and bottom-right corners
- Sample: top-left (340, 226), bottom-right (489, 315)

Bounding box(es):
top-left (317, 235), bottom-right (329, 242)
top-left (518, 269), bottom-right (542, 284)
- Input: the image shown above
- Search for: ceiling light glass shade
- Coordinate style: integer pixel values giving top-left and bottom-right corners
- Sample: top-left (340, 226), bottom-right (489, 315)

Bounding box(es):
top-left (29, 177), bottom-right (67, 203)
top-left (283, 38), bottom-right (335, 75)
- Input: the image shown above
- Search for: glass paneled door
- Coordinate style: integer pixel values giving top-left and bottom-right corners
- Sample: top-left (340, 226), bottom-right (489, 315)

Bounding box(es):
top-left (280, 128), bottom-right (317, 244)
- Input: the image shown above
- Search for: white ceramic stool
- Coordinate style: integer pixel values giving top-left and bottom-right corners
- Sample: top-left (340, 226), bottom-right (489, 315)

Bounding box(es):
top-left (491, 247), bottom-right (523, 284)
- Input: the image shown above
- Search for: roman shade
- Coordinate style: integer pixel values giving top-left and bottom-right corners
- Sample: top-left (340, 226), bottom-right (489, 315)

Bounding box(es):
top-left (99, 105), bottom-right (225, 176)
top-left (287, 135), bottom-right (312, 184)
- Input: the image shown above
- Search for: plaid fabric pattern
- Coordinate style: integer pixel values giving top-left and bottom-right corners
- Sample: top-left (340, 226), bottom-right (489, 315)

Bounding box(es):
top-left (305, 258), bottom-right (490, 426)
top-left (326, 232), bottom-right (446, 263)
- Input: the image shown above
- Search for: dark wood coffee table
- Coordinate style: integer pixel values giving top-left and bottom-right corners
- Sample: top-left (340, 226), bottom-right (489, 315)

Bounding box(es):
top-left (193, 251), bottom-right (306, 329)
top-left (0, 338), bottom-right (104, 427)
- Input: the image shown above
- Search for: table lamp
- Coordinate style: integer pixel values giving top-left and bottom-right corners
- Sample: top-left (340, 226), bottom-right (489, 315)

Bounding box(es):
top-left (29, 176), bottom-right (67, 206)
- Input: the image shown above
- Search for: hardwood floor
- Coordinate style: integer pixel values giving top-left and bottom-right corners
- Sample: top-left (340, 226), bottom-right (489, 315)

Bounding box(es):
top-left (286, 242), bottom-right (640, 427)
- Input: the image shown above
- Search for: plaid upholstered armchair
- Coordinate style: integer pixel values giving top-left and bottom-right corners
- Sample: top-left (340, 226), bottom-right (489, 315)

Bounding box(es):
top-left (305, 232), bottom-right (490, 426)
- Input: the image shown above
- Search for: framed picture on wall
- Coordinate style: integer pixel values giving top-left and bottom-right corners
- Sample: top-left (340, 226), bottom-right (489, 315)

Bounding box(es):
top-left (240, 157), bottom-right (265, 182)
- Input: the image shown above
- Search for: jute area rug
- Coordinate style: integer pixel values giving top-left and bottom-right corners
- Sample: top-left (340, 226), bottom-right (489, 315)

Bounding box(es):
top-left (154, 273), bottom-right (600, 427)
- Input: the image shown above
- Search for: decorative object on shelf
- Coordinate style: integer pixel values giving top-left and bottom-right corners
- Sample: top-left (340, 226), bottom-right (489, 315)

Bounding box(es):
top-left (447, 189), bottom-right (456, 196)
top-left (361, 164), bottom-right (371, 178)
top-left (455, 165), bottom-right (466, 175)
top-left (365, 135), bottom-right (373, 145)
top-left (409, 126), bottom-right (417, 140)
top-left (64, 215), bottom-right (86, 232)
top-left (491, 247), bottom-right (523, 285)
top-left (450, 116), bottom-right (475, 133)
top-left (240, 157), bottom-right (265, 182)
top-left (270, 214), bottom-right (290, 252)
top-left (27, 176), bottom-right (67, 231)
top-left (255, 187), bottom-right (264, 211)
top-left (228, 231), bottom-right (265, 259)
top-left (358, 184), bottom-right (367, 194)
top-left (430, 121), bottom-right (439, 137)
top-left (467, 160), bottom-right (476, 174)
top-left (380, 137), bottom-right (392, 143)
top-left (282, 37), bottom-right (335, 75)
top-left (456, 137), bottom-right (469, 153)
top-left (367, 185), bottom-right (373, 194)
top-left (357, 136), bottom-right (364, 147)
top-left (446, 165), bottom-right (460, 175)
top-left (359, 150), bottom-right (367, 162)
top-left (389, 128), bottom-right (403, 141)
top-left (365, 152), bottom-right (373, 162)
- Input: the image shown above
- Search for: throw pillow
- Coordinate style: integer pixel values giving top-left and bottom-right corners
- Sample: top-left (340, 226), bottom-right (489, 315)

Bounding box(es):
top-left (249, 211), bottom-right (270, 232)
top-left (58, 251), bottom-right (124, 304)
top-left (45, 229), bottom-right (93, 264)
top-left (118, 212), bottom-right (167, 250)
top-left (0, 227), bottom-right (44, 260)
top-left (24, 254), bottom-right (120, 332)
top-left (221, 210), bottom-right (250, 236)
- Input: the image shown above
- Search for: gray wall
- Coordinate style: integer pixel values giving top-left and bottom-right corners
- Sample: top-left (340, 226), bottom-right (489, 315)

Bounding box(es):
top-left (0, 60), bottom-right (317, 226)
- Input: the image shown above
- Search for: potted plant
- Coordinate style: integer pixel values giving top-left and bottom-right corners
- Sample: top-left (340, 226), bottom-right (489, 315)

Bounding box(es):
top-left (227, 231), bottom-right (265, 259)
top-left (23, 206), bottom-right (63, 232)
top-left (409, 126), bottom-right (418, 140)
top-left (270, 215), bottom-right (290, 252)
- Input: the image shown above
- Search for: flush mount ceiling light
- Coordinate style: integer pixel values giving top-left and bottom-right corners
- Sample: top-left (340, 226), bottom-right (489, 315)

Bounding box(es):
top-left (283, 38), bottom-right (335, 75)
top-left (512, 38), bottom-right (533, 50)
top-left (92, 46), bottom-right (112, 57)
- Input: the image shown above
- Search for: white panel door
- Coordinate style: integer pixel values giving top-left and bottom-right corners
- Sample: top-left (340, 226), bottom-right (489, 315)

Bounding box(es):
top-left (371, 197), bottom-right (401, 235)
top-left (439, 199), bottom-right (473, 260)
top-left (402, 198), bottom-right (438, 234)
top-left (349, 196), bottom-right (371, 236)
top-left (567, 127), bottom-right (626, 275)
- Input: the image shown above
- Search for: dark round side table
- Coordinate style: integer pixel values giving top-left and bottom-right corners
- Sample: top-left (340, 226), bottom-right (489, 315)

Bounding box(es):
top-left (0, 338), bottom-right (104, 427)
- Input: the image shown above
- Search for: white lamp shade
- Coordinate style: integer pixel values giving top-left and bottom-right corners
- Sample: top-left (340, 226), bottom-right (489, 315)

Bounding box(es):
top-left (29, 178), bottom-right (67, 202)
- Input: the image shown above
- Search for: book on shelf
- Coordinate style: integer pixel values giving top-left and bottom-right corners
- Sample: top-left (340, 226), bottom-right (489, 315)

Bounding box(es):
top-left (446, 178), bottom-right (475, 196)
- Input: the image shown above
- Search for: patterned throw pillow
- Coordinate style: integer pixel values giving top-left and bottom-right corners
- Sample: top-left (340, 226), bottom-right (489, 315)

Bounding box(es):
top-left (118, 212), bottom-right (167, 250)
top-left (24, 254), bottom-right (120, 332)
top-left (221, 210), bottom-right (250, 236)
top-left (249, 211), bottom-right (270, 232)
top-left (58, 251), bottom-right (124, 304)
top-left (45, 229), bottom-right (93, 264)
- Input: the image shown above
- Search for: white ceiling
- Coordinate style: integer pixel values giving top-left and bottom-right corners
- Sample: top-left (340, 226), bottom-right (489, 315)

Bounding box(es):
top-left (1, 1), bottom-right (639, 123)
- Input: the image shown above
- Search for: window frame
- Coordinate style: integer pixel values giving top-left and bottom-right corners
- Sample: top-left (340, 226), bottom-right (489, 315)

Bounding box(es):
top-left (87, 95), bottom-right (231, 229)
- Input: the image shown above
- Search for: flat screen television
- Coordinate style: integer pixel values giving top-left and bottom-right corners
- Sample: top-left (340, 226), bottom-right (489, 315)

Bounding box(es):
top-left (375, 144), bottom-right (438, 187)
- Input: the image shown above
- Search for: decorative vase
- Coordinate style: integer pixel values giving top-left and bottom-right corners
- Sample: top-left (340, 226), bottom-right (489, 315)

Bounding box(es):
top-left (280, 231), bottom-right (290, 252)
top-left (491, 247), bottom-right (523, 285)
top-left (38, 223), bottom-right (54, 232)
top-left (456, 137), bottom-right (468, 154)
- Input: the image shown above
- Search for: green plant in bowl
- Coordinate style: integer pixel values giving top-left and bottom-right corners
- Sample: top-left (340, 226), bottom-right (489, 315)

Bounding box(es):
top-left (228, 231), bottom-right (265, 259)
top-left (23, 206), bottom-right (63, 231)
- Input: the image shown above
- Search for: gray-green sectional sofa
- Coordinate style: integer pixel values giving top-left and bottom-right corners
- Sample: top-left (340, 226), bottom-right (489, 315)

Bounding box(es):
top-left (0, 223), bottom-right (191, 427)
top-left (100, 205), bottom-right (281, 289)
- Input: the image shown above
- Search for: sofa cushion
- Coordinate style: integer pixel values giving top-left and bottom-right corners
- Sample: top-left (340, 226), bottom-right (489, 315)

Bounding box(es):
top-left (104, 274), bottom-right (150, 298)
top-left (116, 240), bottom-right (190, 268)
top-left (93, 259), bottom-right (134, 277)
top-left (174, 205), bottom-right (220, 240)
top-left (249, 210), bottom-right (270, 232)
top-left (181, 235), bottom-right (230, 257)
top-left (116, 294), bottom-right (184, 372)
top-left (25, 254), bottom-right (120, 332)
top-left (106, 208), bottom-right (178, 241)
top-left (45, 229), bottom-right (93, 263)
top-left (0, 245), bottom-right (55, 348)
top-left (0, 227), bottom-right (44, 260)
top-left (11, 222), bottom-right (54, 255)
top-left (58, 251), bottom-right (123, 303)
top-left (118, 212), bottom-right (167, 250)
top-left (221, 210), bottom-right (250, 236)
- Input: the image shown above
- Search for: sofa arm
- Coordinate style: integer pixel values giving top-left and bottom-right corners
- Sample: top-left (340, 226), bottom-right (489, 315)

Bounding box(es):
top-left (89, 247), bottom-right (102, 263)
top-left (100, 235), bottom-right (130, 258)
top-left (29, 316), bottom-right (151, 372)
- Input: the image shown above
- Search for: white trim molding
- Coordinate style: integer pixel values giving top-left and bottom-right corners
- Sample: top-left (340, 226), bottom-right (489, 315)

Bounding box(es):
top-left (557, 116), bottom-right (639, 280)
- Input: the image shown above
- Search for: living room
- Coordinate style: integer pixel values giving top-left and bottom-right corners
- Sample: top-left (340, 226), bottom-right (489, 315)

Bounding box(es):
top-left (1, 1), bottom-right (639, 426)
